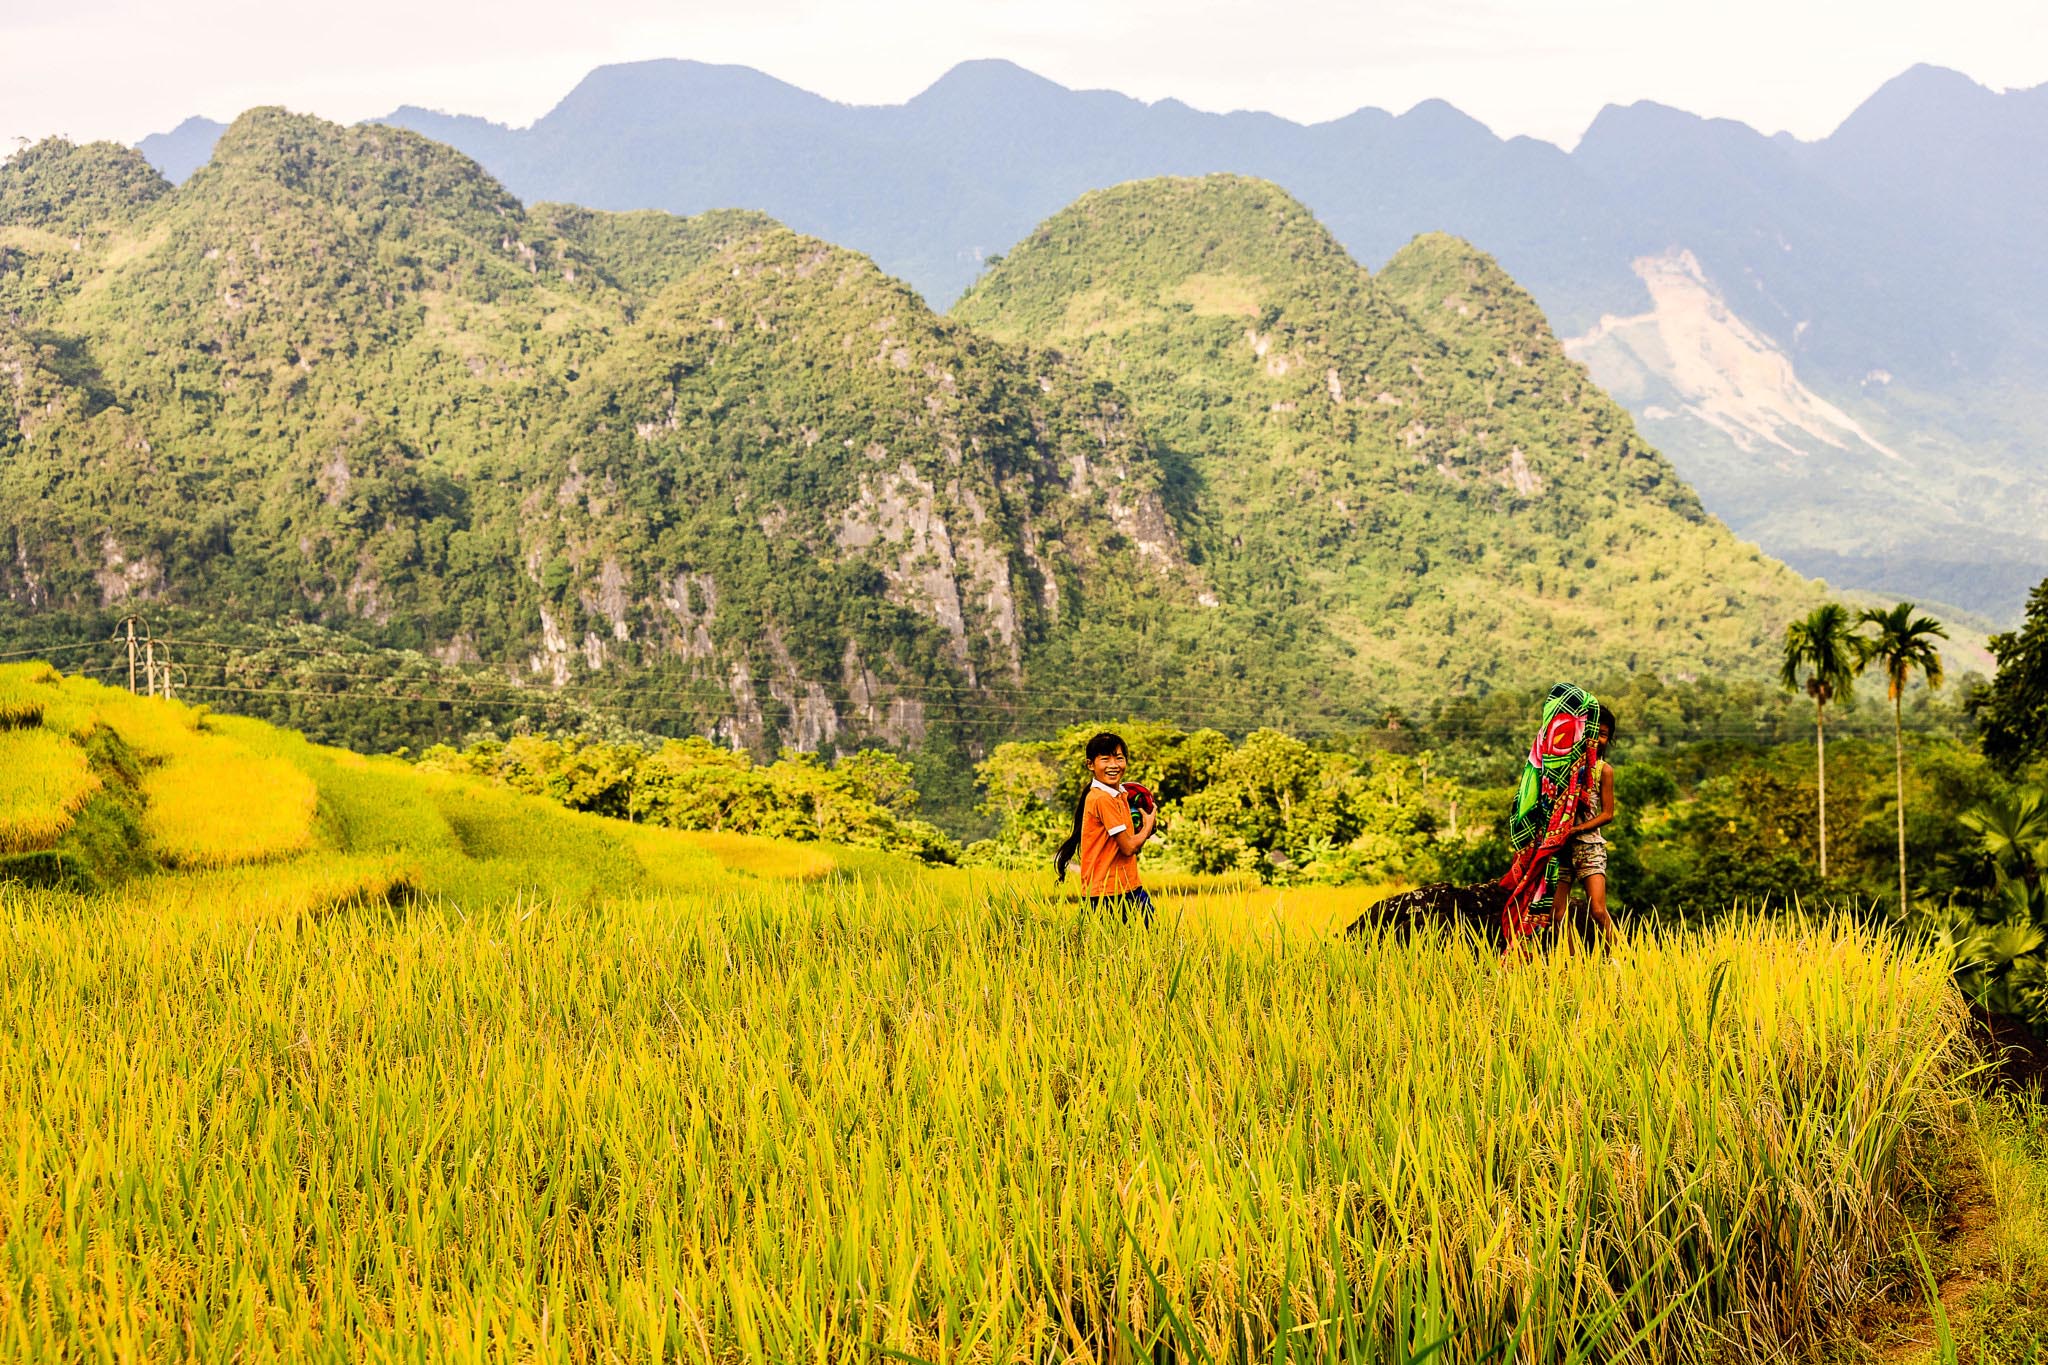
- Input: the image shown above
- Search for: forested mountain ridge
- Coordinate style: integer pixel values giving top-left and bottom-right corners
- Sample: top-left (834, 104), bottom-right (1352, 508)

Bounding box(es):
top-left (0, 113), bottom-right (1217, 756)
top-left (6, 117), bottom-right (1820, 764)
top-left (954, 177), bottom-right (1817, 690)
top-left (132, 58), bottom-right (2039, 617)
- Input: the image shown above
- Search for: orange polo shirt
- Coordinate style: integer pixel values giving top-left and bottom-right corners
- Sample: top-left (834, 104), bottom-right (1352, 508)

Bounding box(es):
top-left (1078, 780), bottom-right (1142, 896)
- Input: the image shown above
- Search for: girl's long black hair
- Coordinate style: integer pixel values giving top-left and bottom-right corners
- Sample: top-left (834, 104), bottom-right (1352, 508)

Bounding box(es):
top-left (1054, 732), bottom-right (1128, 881)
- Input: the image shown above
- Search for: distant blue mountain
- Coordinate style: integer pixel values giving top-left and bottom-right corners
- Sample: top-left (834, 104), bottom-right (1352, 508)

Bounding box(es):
top-left (136, 60), bottom-right (2048, 618)
top-left (136, 115), bottom-right (228, 185)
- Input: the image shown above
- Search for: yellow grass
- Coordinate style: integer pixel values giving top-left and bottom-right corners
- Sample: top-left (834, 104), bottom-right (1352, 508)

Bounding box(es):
top-left (0, 660), bottom-right (60, 729)
top-left (0, 670), bottom-right (322, 869)
top-left (141, 741), bottom-right (319, 867)
top-left (676, 828), bottom-right (842, 880)
top-left (0, 666), bottom-right (1989, 1361)
top-left (0, 728), bottom-right (99, 852)
top-left (0, 867), bottom-right (1972, 1364)
top-left (71, 678), bottom-right (205, 758)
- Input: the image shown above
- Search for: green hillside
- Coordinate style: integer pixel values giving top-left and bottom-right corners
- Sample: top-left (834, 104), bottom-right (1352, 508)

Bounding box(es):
top-left (0, 659), bottom-right (889, 899)
top-left (0, 114), bottom-right (1226, 759)
top-left (954, 176), bottom-right (1821, 692)
top-left (5, 133), bottom-right (1819, 768)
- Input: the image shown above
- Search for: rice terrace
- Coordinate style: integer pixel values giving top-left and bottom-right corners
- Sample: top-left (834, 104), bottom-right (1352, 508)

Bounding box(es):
top-left (2, 656), bottom-right (2046, 1362)
top-left (6, 5), bottom-right (2048, 1359)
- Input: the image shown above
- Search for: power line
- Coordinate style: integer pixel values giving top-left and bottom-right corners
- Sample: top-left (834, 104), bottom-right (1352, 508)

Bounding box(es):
top-left (10, 636), bottom-right (1970, 746)
top-left (161, 675), bottom-right (1953, 747)
top-left (160, 646), bottom-right (1369, 724)
top-left (0, 640), bottom-right (102, 661)
top-left (165, 636), bottom-right (1306, 709)
top-left (171, 654), bottom-right (1935, 727)
top-left (165, 678), bottom-right (1356, 735)
top-left (147, 638), bottom-right (1848, 727)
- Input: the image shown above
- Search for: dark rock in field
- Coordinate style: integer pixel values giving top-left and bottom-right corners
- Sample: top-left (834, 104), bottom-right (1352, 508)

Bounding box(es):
top-left (1345, 881), bottom-right (1508, 945)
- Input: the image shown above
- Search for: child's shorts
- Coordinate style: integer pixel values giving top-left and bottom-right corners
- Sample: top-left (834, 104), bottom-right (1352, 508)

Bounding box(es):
top-left (1569, 833), bottom-right (1608, 877)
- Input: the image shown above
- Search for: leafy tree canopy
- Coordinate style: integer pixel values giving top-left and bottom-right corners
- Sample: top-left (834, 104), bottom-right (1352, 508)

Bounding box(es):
top-left (1975, 576), bottom-right (2048, 773)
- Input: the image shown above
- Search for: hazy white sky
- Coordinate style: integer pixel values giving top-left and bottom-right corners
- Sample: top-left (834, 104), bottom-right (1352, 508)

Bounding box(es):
top-left (5, 0), bottom-right (2044, 150)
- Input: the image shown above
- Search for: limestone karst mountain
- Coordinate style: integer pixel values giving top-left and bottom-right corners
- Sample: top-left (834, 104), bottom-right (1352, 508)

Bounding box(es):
top-left (1, 114), bottom-right (1208, 755)
top-left (6, 119), bottom-right (1819, 762)
top-left (954, 175), bottom-right (1817, 692)
top-left (134, 59), bottom-right (2034, 615)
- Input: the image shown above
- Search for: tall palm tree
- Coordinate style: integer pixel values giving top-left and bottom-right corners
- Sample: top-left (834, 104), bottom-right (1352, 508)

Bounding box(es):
top-left (1860, 603), bottom-right (1948, 912)
top-left (1781, 603), bottom-right (1861, 880)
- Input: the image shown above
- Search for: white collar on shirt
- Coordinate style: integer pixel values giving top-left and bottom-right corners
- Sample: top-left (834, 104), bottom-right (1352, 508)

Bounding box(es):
top-left (1089, 779), bottom-right (1125, 797)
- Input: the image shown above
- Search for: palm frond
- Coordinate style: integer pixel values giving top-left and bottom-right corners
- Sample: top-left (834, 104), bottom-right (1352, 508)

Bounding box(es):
top-left (1781, 601), bottom-right (1861, 698)
top-left (1858, 601), bottom-right (1948, 698)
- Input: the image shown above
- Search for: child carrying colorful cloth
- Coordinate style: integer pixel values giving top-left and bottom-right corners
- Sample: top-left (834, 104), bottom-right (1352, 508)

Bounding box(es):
top-left (1053, 731), bottom-right (1157, 925)
top-left (1554, 706), bottom-right (1619, 946)
top-left (1498, 683), bottom-right (1602, 945)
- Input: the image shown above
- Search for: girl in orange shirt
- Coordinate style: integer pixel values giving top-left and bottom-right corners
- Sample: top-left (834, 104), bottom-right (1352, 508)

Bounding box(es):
top-left (1053, 731), bottom-right (1157, 924)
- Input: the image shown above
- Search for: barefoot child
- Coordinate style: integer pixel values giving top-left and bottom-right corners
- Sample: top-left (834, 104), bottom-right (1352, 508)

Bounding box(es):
top-left (1555, 706), bottom-right (1619, 945)
top-left (1053, 731), bottom-right (1157, 925)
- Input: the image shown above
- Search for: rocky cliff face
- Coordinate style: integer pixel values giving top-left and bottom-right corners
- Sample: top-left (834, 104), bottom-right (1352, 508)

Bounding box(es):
top-left (957, 177), bottom-right (1821, 694)
top-left (0, 118), bottom-right (1202, 753)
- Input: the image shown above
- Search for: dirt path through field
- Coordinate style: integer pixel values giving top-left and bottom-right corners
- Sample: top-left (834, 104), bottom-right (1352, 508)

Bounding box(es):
top-left (1868, 1161), bottom-right (1997, 1365)
top-left (1865, 1007), bottom-right (2048, 1364)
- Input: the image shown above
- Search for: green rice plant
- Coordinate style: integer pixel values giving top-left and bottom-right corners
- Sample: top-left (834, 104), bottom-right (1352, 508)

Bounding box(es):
top-left (1905, 1232), bottom-right (1959, 1365)
top-left (619, 822), bottom-right (743, 889)
top-left (0, 728), bottom-right (99, 852)
top-left (0, 866), bottom-right (1971, 1364)
top-left (408, 766), bottom-right (672, 905)
top-left (206, 714), bottom-right (467, 862)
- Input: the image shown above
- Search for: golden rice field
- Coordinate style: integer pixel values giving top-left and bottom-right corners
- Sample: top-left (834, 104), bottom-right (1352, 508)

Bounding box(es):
top-left (137, 738), bottom-right (319, 866)
top-left (0, 727), bottom-right (100, 852)
top-left (0, 668), bottom-right (1991, 1362)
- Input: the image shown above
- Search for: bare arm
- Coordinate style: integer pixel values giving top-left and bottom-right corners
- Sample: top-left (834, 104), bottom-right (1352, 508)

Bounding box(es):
top-left (1574, 767), bottom-right (1616, 836)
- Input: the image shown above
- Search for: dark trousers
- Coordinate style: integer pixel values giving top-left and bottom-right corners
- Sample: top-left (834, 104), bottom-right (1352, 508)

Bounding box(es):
top-left (1087, 887), bottom-right (1154, 926)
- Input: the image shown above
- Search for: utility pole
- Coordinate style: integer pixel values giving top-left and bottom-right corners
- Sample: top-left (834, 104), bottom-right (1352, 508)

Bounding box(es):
top-left (144, 632), bottom-right (159, 698)
top-left (125, 617), bottom-right (138, 694)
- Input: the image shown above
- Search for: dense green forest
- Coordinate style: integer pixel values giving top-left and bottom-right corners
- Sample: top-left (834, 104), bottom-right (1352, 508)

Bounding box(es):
top-left (954, 177), bottom-right (1821, 691)
top-left (2, 119), bottom-right (1838, 795)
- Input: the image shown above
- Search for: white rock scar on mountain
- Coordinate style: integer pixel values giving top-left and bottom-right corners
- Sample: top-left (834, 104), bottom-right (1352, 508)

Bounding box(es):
top-left (1564, 248), bottom-right (1904, 467)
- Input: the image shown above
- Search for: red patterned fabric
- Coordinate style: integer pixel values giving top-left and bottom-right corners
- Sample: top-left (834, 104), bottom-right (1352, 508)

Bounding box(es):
top-left (1497, 682), bottom-right (1601, 945)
